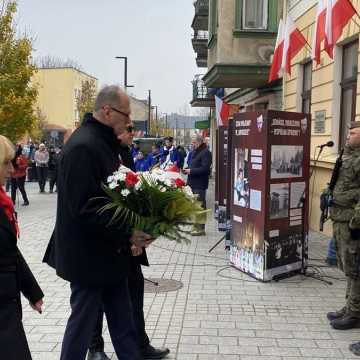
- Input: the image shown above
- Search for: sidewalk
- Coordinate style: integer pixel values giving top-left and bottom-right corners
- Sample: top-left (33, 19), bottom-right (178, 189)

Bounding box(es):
top-left (16, 182), bottom-right (360, 359)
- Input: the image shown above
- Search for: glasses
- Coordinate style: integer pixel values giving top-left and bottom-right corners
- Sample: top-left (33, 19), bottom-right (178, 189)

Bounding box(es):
top-left (126, 125), bottom-right (135, 133)
top-left (110, 106), bottom-right (130, 118)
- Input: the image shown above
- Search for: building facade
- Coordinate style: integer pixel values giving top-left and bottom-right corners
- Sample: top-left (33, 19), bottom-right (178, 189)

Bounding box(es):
top-left (191, 0), bottom-right (284, 171)
top-left (33, 67), bottom-right (98, 133)
top-left (283, 0), bottom-right (360, 235)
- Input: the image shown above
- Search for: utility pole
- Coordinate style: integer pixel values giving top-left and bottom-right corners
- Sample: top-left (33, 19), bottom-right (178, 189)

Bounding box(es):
top-left (148, 90), bottom-right (151, 136)
top-left (165, 113), bottom-right (168, 137)
top-left (175, 117), bottom-right (178, 145)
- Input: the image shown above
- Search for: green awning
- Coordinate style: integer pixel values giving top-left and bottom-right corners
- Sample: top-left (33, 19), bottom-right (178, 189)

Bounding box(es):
top-left (195, 119), bottom-right (210, 129)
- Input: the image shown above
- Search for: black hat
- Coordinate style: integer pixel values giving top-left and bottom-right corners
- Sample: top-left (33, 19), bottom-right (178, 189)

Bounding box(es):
top-left (166, 137), bottom-right (174, 142)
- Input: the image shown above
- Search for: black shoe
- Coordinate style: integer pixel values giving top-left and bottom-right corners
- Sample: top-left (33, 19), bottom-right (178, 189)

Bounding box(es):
top-left (87, 351), bottom-right (111, 360)
top-left (349, 342), bottom-right (360, 356)
top-left (331, 314), bottom-right (360, 330)
top-left (327, 307), bottom-right (346, 321)
top-left (22, 201), bottom-right (29, 206)
top-left (142, 344), bottom-right (170, 359)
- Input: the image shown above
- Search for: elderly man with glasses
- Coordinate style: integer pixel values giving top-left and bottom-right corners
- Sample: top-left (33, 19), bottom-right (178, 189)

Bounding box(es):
top-left (43, 85), bottom-right (153, 360)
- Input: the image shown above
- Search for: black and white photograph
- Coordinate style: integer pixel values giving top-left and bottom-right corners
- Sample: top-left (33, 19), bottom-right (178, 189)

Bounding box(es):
top-left (233, 148), bottom-right (249, 207)
top-left (266, 233), bottom-right (303, 269)
top-left (271, 145), bottom-right (303, 179)
top-left (269, 183), bottom-right (289, 219)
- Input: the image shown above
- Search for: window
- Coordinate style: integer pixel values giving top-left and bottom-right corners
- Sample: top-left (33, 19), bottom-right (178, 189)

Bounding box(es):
top-left (302, 61), bottom-right (312, 114)
top-left (243, 0), bottom-right (268, 30)
top-left (340, 41), bottom-right (358, 148)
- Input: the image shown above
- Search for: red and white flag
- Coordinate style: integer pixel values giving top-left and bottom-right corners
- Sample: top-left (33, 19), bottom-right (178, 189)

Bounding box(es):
top-left (268, 19), bottom-right (285, 83)
top-left (324, 0), bottom-right (356, 58)
top-left (282, 15), bottom-right (307, 75)
top-left (312, 0), bottom-right (326, 65)
top-left (215, 95), bottom-right (230, 127)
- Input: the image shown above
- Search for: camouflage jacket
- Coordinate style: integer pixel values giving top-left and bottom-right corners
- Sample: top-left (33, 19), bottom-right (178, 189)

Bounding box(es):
top-left (330, 145), bottom-right (360, 227)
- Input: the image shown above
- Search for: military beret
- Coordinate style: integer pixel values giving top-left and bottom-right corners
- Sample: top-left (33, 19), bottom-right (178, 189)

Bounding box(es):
top-left (349, 121), bottom-right (360, 129)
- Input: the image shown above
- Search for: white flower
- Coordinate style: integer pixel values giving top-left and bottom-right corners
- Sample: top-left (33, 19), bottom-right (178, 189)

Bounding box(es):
top-left (114, 172), bottom-right (126, 182)
top-left (135, 181), bottom-right (142, 191)
top-left (109, 181), bottom-right (118, 190)
top-left (118, 165), bottom-right (132, 174)
top-left (183, 186), bottom-right (194, 198)
top-left (121, 189), bottom-right (130, 197)
top-left (107, 175), bottom-right (114, 184)
top-left (164, 178), bottom-right (172, 187)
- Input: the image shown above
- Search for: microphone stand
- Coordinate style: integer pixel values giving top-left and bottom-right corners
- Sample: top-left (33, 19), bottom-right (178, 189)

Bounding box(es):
top-left (297, 145), bottom-right (332, 285)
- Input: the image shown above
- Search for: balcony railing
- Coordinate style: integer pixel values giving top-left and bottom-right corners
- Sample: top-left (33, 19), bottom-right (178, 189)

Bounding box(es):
top-left (192, 75), bottom-right (213, 103)
top-left (194, 0), bottom-right (209, 15)
top-left (192, 30), bottom-right (209, 41)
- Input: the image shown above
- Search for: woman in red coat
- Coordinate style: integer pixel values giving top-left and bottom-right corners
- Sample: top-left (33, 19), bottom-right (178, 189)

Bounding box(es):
top-left (10, 144), bottom-right (29, 206)
top-left (0, 135), bottom-right (44, 360)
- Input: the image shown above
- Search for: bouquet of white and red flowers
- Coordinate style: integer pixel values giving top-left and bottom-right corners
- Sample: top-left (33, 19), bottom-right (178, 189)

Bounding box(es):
top-left (98, 166), bottom-right (207, 243)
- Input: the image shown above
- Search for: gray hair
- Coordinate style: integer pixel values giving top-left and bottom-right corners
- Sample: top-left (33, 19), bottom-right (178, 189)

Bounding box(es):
top-left (192, 134), bottom-right (204, 143)
top-left (94, 85), bottom-right (123, 111)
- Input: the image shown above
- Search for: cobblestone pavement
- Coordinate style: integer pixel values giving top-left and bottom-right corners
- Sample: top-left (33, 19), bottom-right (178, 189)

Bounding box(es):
top-left (15, 182), bottom-right (360, 359)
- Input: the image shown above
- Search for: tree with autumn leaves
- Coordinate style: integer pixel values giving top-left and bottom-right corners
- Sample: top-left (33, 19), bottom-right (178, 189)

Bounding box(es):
top-left (0, 1), bottom-right (38, 142)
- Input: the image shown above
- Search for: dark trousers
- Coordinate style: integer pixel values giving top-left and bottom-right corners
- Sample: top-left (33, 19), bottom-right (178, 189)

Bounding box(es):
top-left (10, 177), bottom-right (29, 205)
top-left (89, 262), bottom-right (149, 353)
top-left (48, 170), bottom-right (57, 192)
top-left (60, 280), bottom-right (140, 360)
top-left (36, 167), bottom-right (48, 192)
top-left (192, 188), bottom-right (207, 230)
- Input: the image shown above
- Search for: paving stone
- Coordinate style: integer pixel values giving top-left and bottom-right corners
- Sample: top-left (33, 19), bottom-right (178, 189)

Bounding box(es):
top-left (16, 183), bottom-right (360, 359)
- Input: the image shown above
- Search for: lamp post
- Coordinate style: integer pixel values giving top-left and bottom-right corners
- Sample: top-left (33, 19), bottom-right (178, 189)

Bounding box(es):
top-left (115, 56), bottom-right (134, 90)
top-left (151, 105), bottom-right (158, 137)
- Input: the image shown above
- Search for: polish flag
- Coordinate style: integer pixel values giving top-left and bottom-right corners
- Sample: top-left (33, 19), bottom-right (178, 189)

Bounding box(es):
top-left (215, 95), bottom-right (230, 127)
top-left (312, 0), bottom-right (326, 65)
top-left (282, 15), bottom-right (307, 76)
top-left (324, 0), bottom-right (356, 58)
top-left (268, 19), bottom-right (285, 83)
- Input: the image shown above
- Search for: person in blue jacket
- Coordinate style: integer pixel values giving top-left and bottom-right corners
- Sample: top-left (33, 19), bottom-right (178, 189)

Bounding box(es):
top-left (160, 137), bottom-right (178, 168)
top-left (131, 140), bottom-right (141, 161)
top-left (147, 144), bottom-right (161, 169)
top-left (135, 152), bottom-right (149, 172)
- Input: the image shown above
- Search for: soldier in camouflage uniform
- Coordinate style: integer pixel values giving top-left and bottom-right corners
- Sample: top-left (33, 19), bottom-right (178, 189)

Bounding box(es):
top-left (327, 122), bottom-right (360, 333)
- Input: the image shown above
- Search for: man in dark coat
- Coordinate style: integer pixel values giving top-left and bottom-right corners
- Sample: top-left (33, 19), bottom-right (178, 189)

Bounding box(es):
top-left (183, 134), bottom-right (212, 236)
top-left (87, 124), bottom-right (170, 360)
top-left (43, 85), bottom-right (152, 360)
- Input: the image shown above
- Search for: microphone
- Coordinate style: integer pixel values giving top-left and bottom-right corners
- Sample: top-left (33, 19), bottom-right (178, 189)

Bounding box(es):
top-left (317, 141), bottom-right (334, 149)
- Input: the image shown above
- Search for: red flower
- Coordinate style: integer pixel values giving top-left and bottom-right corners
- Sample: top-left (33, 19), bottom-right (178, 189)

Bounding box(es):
top-left (175, 178), bottom-right (186, 187)
top-left (125, 172), bottom-right (139, 187)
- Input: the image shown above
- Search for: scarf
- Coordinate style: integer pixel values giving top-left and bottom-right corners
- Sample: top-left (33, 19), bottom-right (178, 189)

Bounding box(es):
top-left (0, 186), bottom-right (19, 237)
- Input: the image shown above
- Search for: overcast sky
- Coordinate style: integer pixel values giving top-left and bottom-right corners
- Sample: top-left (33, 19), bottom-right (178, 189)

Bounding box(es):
top-left (16, 0), bottom-right (202, 115)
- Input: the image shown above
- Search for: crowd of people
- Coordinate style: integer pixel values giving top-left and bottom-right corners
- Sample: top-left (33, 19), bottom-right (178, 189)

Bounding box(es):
top-left (5, 142), bottom-right (61, 206)
top-left (0, 85), bottom-right (213, 360)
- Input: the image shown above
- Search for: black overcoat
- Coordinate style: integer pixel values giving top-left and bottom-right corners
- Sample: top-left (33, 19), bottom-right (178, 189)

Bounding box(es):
top-left (187, 143), bottom-right (212, 190)
top-left (0, 207), bottom-right (44, 360)
top-left (43, 113), bottom-right (134, 285)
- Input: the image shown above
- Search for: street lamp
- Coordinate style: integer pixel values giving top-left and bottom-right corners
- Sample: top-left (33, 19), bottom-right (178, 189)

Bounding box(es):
top-left (115, 56), bottom-right (134, 90)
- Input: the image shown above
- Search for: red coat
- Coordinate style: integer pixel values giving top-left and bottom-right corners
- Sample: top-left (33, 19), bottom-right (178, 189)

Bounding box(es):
top-left (11, 155), bottom-right (28, 178)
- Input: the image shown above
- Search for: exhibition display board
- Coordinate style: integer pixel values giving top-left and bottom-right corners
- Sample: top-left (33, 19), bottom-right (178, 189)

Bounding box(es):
top-left (228, 110), bottom-right (310, 281)
top-left (216, 126), bottom-right (230, 230)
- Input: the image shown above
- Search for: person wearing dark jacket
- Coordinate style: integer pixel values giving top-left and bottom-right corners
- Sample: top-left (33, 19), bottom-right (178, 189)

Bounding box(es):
top-left (48, 146), bottom-right (59, 193)
top-left (183, 134), bottom-right (212, 236)
top-left (88, 124), bottom-right (170, 360)
top-left (0, 135), bottom-right (44, 360)
top-left (42, 85), bottom-right (152, 360)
